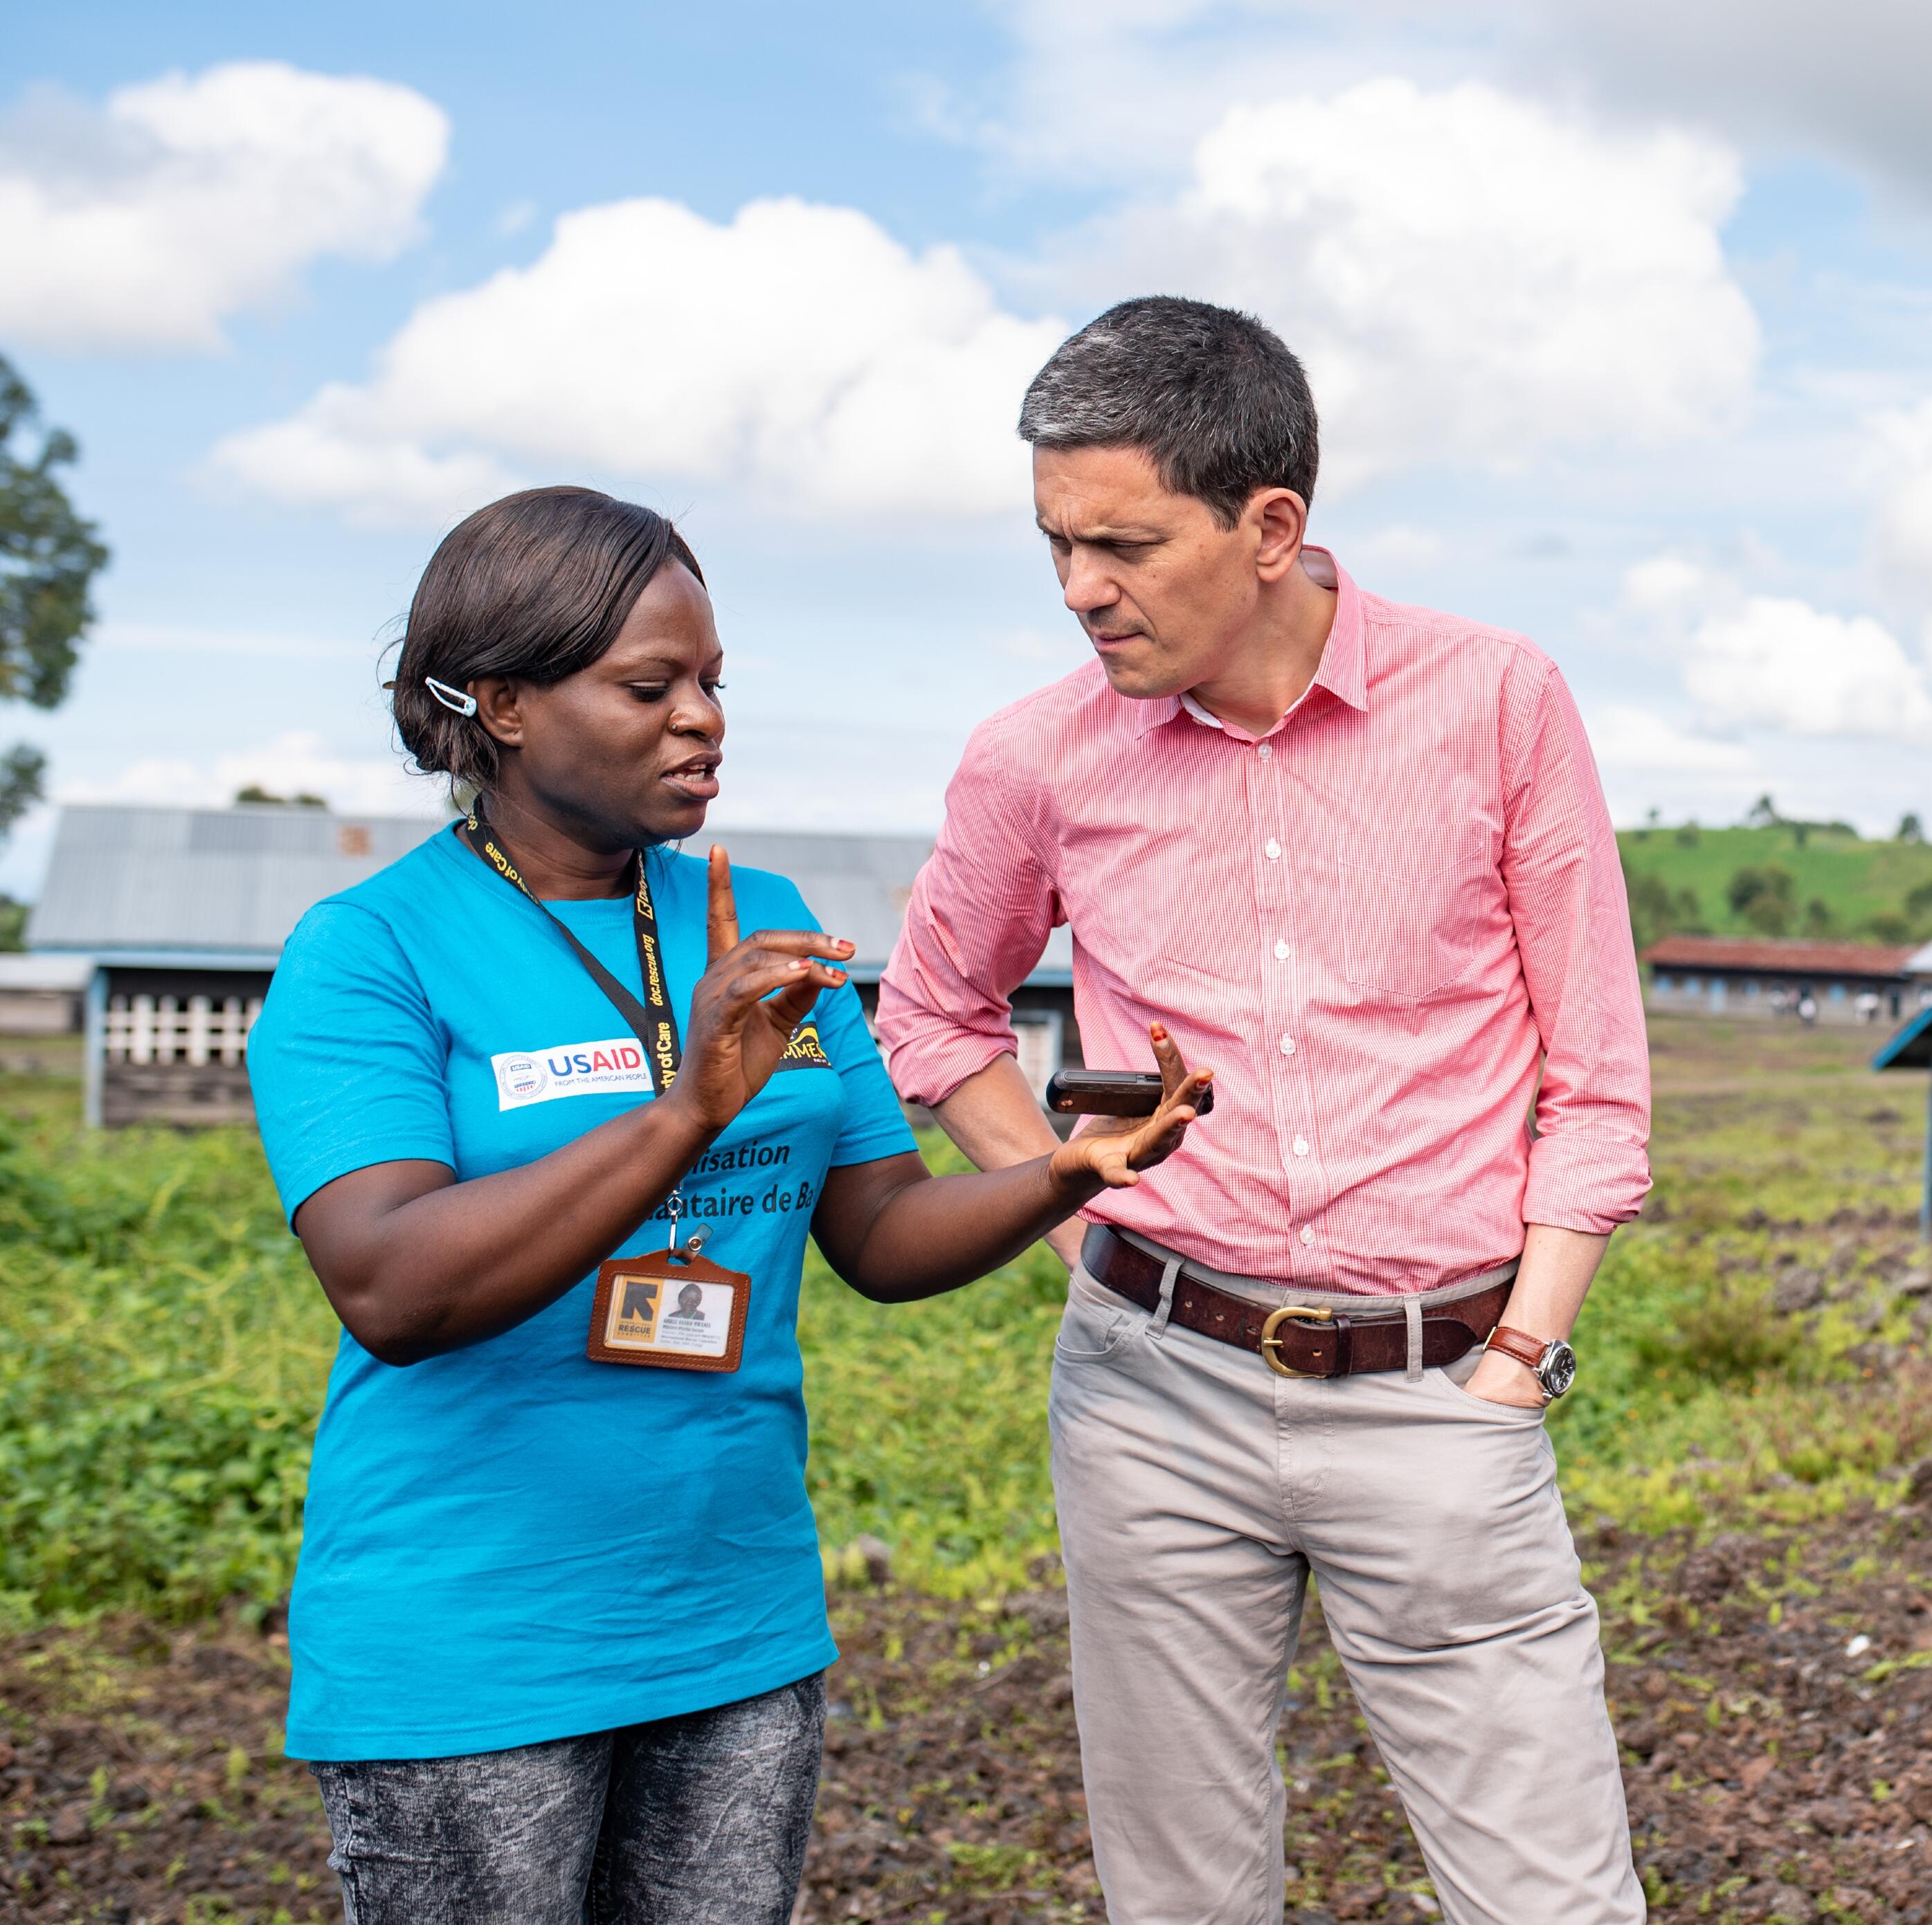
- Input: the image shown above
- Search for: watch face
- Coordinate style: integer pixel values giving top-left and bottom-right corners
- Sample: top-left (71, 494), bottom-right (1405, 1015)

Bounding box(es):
top-left (1539, 1341), bottom-right (1578, 1399)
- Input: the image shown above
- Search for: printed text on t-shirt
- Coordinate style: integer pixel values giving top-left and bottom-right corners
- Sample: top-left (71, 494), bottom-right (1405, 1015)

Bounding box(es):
top-left (491, 1038), bottom-right (653, 1110)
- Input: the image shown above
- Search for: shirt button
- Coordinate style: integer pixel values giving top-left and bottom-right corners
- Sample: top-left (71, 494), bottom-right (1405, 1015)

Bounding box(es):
top-left (1293, 1136), bottom-right (1309, 1157)
top-left (1257, 742), bottom-right (1273, 761)
top-left (1279, 1033), bottom-right (1294, 1055)
top-left (1274, 939), bottom-right (1290, 960)
top-left (1265, 838), bottom-right (1282, 860)
top-left (1299, 1225), bottom-right (1315, 1246)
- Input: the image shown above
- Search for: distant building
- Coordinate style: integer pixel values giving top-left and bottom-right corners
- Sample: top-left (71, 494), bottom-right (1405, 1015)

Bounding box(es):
top-left (1643, 934), bottom-right (1932, 1024)
top-left (25, 804), bottom-right (1078, 1128)
top-left (0, 952), bottom-right (92, 1036)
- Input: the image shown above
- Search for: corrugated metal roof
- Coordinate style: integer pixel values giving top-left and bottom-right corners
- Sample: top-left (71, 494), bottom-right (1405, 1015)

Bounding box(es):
top-left (28, 806), bottom-right (446, 957)
top-left (23, 805), bottom-right (1074, 980)
top-left (1642, 934), bottom-right (1922, 975)
top-left (701, 829), bottom-right (935, 975)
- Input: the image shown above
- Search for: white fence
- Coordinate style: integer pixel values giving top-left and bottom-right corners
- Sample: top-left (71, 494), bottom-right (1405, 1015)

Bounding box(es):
top-left (105, 993), bottom-right (262, 1066)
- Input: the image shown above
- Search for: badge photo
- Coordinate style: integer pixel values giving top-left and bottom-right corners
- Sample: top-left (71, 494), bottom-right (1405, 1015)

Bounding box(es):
top-left (588, 1247), bottom-right (750, 1373)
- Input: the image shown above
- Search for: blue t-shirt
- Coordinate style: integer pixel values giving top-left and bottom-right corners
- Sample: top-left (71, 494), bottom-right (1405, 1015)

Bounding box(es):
top-left (248, 825), bottom-right (916, 1762)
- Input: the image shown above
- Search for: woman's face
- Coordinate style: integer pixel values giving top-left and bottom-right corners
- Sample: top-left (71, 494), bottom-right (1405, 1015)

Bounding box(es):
top-left (486, 562), bottom-right (725, 849)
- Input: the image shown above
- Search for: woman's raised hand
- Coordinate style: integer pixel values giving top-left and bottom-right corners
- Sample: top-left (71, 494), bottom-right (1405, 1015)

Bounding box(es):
top-left (1047, 1022), bottom-right (1213, 1192)
top-left (670, 848), bottom-right (856, 1134)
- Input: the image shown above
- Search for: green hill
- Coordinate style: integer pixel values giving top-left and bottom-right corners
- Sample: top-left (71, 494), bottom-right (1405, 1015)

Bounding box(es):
top-left (1618, 817), bottom-right (1932, 952)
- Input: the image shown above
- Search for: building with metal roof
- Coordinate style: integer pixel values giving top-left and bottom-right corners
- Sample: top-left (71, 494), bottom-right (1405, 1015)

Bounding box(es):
top-left (1643, 933), bottom-right (1932, 1025)
top-left (0, 952), bottom-right (93, 1038)
top-left (26, 804), bottom-right (1075, 1126)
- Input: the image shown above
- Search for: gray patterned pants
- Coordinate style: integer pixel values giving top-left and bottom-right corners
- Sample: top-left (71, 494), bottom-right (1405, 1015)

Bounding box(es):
top-left (310, 1672), bottom-right (825, 1924)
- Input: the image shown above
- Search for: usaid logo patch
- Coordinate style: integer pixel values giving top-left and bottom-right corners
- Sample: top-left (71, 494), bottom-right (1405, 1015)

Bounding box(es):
top-left (492, 1038), bottom-right (654, 1110)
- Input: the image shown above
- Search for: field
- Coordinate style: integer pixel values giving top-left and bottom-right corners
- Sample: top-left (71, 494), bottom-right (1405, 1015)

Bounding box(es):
top-left (3, 1020), bottom-right (1932, 1921)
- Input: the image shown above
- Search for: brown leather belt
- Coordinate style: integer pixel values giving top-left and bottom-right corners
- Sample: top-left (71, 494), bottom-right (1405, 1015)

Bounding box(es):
top-left (1081, 1226), bottom-right (1510, 1379)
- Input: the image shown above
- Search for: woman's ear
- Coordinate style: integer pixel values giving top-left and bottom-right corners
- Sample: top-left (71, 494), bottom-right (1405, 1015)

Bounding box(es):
top-left (473, 677), bottom-right (523, 749)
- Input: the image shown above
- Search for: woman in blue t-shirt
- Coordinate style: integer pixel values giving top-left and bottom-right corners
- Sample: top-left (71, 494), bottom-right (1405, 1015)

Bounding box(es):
top-left (246, 486), bottom-right (1209, 1925)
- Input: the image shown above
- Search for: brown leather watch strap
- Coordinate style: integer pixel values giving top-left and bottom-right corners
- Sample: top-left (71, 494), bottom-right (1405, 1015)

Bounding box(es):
top-left (1081, 1227), bottom-right (1508, 1379)
top-left (1484, 1325), bottom-right (1549, 1373)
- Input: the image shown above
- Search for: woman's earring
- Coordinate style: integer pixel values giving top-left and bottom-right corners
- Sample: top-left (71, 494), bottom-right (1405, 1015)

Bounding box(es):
top-left (426, 677), bottom-right (478, 717)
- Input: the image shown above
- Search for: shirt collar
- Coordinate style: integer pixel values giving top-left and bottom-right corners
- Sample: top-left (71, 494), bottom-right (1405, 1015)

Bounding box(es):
top-left (1124, 546), bottom-right (1366, 739)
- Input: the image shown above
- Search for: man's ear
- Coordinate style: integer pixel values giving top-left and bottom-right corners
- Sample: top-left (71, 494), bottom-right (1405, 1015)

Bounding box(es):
top-left (473, 677), bottom-right (523, 750)
top-left (1250, 489), bottom-right (1308, 582)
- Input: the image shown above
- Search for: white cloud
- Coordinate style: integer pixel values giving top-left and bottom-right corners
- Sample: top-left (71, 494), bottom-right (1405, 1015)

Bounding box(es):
top-left (1490, 0), bottom-right (1932, 210)
top-left (965, 1), bottom-right (1932, 207)
top-left (1618, 548), bottom-right (1932, 746)
top-left (1682, 595), bottom-right (1932, 744)
top-left (1621, 554), bottom-right (1713, 615)
top-left (1586, 703), bottom-right (1754, 776)
top-left (1050, 79), bottom-right (1759, 489)
top-left (1350, 524), bottom-right (1448, 570)
top-left (0, 62), bottom-right (447, 352)
top-left (211, 394), bottom-right (520, 530)
top-left (57, 730), bottom-right (437, 815)
top-left (213, 195), bottom-right (1067, 527)
top-left (1870, 399), bottom-right (1932, 618)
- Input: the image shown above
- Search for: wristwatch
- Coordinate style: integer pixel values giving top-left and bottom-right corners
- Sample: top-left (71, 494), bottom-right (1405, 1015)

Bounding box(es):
top-left (1484, 1326), bottom-right (1577, 1400)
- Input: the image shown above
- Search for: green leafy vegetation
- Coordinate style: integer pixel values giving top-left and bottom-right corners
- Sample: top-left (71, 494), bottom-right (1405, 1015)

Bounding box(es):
top-left (0, 1016), bottom-right (1928, 1626)
top-left (1620, 812), bottom-right (1932, 950)
top-left (0, 354), bottom-right (109, 845)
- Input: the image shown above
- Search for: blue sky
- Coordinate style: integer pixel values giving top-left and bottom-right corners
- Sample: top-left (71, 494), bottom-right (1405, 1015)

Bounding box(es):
top-left (5, 0), bottom-right (1931, 896)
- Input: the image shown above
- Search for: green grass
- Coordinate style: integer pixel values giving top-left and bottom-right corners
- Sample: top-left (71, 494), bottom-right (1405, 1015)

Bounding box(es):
top-left (1618, 820), bottom-right (1932, 941)
top-left (0, 1015), bottom-right (1928, 1625)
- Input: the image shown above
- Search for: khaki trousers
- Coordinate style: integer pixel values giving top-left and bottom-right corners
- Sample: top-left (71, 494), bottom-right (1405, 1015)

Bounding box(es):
top-left (1048, 1261), bottom-right (1643, 1925)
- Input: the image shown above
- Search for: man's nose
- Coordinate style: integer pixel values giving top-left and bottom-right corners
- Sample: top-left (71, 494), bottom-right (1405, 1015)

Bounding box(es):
top-left (1061, 548), bottom-right (1117, 615)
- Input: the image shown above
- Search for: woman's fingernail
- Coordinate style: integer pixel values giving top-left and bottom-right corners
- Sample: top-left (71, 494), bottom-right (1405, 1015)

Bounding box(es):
top-left (791, 960), bottom-right (807, 970)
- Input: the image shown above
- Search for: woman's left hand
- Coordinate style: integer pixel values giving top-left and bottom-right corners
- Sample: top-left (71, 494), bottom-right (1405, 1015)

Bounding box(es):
top-left (1047, 1022), bottom-right (1212, 1192)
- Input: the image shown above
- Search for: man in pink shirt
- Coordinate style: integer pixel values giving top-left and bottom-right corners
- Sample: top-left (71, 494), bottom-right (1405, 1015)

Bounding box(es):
top-left (878, 297), bottom-right (1650, 1924)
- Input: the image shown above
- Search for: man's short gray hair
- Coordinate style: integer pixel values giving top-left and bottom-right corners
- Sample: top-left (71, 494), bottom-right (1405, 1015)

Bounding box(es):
top-left (1018, 296), bottom-right (1319, 527)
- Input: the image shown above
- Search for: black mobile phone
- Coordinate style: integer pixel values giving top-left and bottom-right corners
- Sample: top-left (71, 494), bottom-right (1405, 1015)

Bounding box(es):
top-left (1043, 1069), bottom-right (1214, 1117)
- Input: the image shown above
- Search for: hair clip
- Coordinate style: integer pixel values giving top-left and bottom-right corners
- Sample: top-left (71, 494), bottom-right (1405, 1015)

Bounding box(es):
top-left (426, 676), bottom-right (478, 717)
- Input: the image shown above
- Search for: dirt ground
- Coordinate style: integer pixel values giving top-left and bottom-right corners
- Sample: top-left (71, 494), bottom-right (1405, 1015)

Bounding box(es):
top-left (5, 1494), bottom-right (1932, 1924)
top-left (7, 1015), bottom-right (1932, 1922)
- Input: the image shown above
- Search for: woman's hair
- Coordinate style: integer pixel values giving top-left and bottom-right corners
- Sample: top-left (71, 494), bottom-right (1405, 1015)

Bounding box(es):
top-left (392, 486), bottom-right (705, 795)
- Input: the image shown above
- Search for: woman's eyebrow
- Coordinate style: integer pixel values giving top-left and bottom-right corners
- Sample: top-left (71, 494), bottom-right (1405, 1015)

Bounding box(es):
top-left (613, 655), bottom-right (695, 676)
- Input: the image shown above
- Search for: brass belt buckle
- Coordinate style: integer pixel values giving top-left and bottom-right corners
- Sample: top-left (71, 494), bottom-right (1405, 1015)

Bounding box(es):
top-left (1260, 1304), bottom-right (1337, 1379)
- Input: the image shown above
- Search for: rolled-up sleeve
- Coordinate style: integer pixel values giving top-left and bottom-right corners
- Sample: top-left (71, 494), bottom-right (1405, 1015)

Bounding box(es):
top-left (1499, 654), bottom-right (1652, 1231)
top-left (876, 717), bottom-right (1059, 1108)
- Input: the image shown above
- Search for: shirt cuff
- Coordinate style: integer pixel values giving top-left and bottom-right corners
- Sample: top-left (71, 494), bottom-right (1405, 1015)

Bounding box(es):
top-left (1522, 1132), bottom-right (1652, 1234)
top-left (881, 1027), bottom-right (1018, 1110)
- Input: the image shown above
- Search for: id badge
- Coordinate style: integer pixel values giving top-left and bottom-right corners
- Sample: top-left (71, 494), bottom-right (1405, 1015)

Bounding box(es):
top-left (588, 1247), bottom-right (750, 1373)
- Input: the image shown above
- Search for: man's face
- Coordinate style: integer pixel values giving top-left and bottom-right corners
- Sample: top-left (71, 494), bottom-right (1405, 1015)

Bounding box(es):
top-left (1033, 444), bottom-right (1270, 701)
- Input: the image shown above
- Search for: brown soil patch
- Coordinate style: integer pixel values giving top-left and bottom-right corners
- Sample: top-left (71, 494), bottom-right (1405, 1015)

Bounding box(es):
top-left (8, 1506), bottom-right (1932, 1922)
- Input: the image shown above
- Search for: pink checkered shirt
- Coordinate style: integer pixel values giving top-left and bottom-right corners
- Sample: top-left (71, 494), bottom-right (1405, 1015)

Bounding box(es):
top-left (876, 550), bottom-right (1651, 1293)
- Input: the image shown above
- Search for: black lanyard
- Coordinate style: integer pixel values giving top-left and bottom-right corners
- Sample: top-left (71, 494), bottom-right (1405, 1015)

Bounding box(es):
top-left (457, 804), bottom-right (682, 1095)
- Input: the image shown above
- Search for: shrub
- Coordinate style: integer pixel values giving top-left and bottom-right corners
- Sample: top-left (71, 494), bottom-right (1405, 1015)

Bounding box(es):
top-left (1726, 864), bottom-right (1796, 935)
